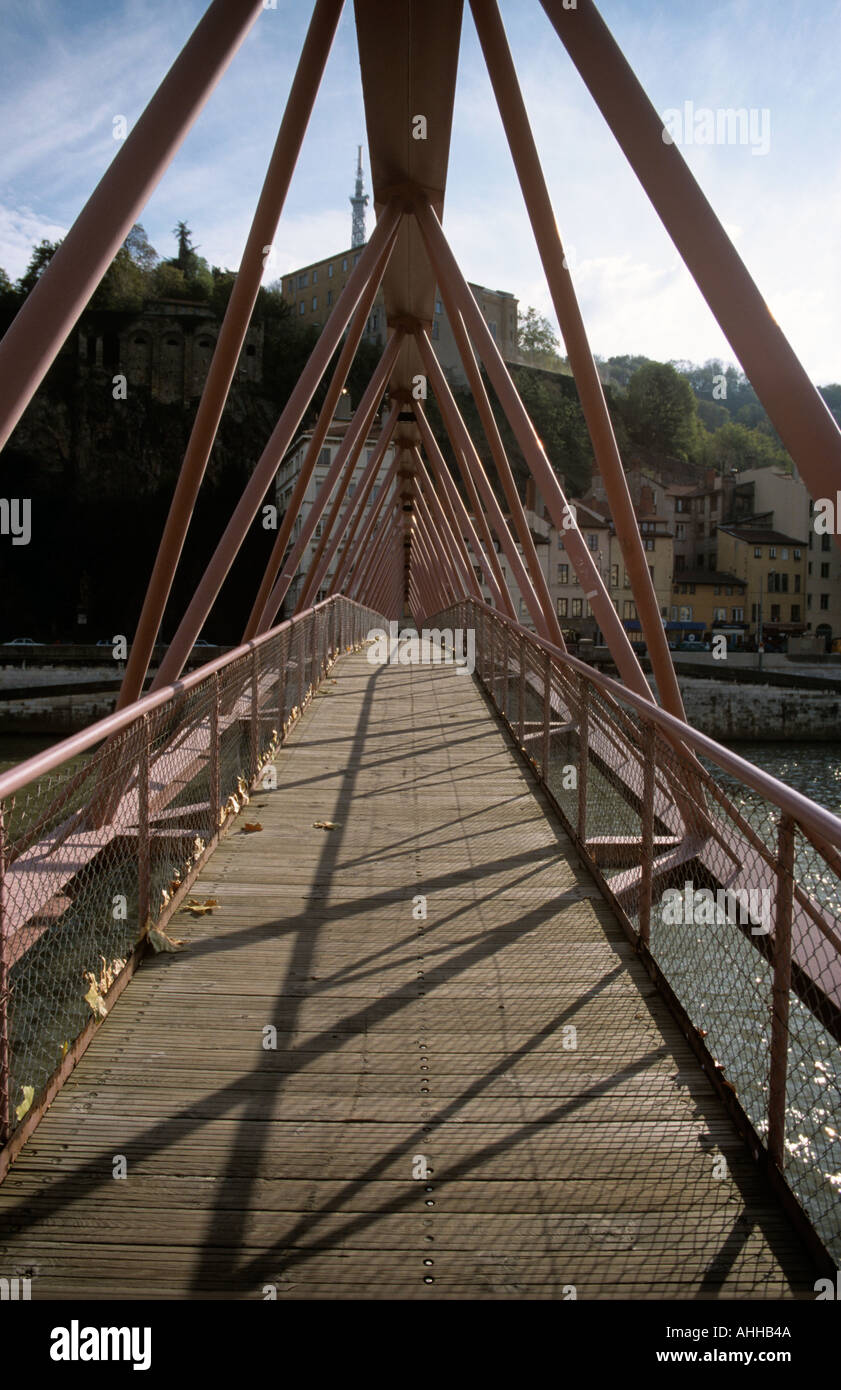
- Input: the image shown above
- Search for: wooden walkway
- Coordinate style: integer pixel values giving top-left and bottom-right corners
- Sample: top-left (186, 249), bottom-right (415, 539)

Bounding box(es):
top-left (0, 646), bottom-right (818, 1298)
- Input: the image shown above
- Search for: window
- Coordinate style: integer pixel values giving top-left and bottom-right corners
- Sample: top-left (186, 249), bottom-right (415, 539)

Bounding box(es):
top-left (611, 564), bottom-right (619, 588)
top-left (676, 523), bottom-right (686, 540)
top-left (353, 253), bottom-right (361, 265)
top-left (770, 546), bottom-right (777, 559)
top-left (791, 605), bottom-right (801, 622)
top-left (488, 321), bottom-right (497, 339)
top-left (328, 263), bottom-right (333, 278)
top-left (624, 571), bottom-right (630, 589)
top-left (623, 600), bottom-right (637, 620)
top-left (326, 290), bottom-right (333, 307)
top-left (342, 257), bottom-right (348, 271)
top-left (823, 535), bottom-right (832, 551)
top-left (714, 607), bottom-right (726, 621)
top-left (431, 319), bottom-right (440, 341)
top-left (714, 585), bottom-right (721, 596)
top-left (751, 604), bottom-right (758, 621)
top-left (435, 298), bottom-right (442, 314)
top-left (645, 538), bottom-right (655, 551)
top-left (679, 606), bottom-right (692, 621)
top-left (557, 598), bottom-right (568, 618)
top-left (312, 296), bottom-right (318, 311)
top-left (558, 564), bottom-right (569, 584)
top-left (318, 448), bottom-right (331, 466)
top-left (770, 604), bottom-right (781, 622)
top-left (821, 593), bottom-right (830, 610)
top-left (588, 533), bottom-right (598, 551)
top-left (821, 563), bottom-right (830, 579)
top-left (670, 606), bottom-right (678, 621)
top-left (675, 554), bottom-right (685, 573)
top-left (297, 273), bottom-right (308, 288)
top-left (794, 574), bottom-right (801, 592)
top-left (808, 562), bottom-right (813, 576)
top-left (572, 598), bottom-right (583, 618)
top-left (782, 548), bottom-right (788, 560)
top-left (689, 584), bottom-right (696, 595)
top-left (314, 524), bottom-right (322, 538)
top-left (312, 268), bottom-right (318, 284)
top-left (732, 607), bottom-right (744, 621)
top-left (725, 585), bottom-right (733, 596)
top-left (794, 548), bottom-right (801, 560)
top-left (299, 302), bottom-right (305, 315)
top-left (754, 547), bottom-right (762, 558)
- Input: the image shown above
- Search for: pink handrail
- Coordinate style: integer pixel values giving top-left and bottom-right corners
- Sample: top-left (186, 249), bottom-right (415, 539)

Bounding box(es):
top-left (0, 597), bottom-right (371, 803)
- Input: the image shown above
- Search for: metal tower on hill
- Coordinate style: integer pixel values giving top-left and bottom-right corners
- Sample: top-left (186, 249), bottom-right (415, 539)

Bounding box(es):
top-left (350, 144), bottom-right (368, 248)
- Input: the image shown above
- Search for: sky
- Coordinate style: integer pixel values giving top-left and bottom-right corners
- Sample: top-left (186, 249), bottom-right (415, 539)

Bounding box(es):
top-left (0, 0), bottom-right (839, 384)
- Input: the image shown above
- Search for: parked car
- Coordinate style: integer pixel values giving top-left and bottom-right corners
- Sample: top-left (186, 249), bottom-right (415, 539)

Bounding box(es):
top-left (676, 639), bottom-right (711, 652)
top-left (3, 637), bottom-right (38, 645)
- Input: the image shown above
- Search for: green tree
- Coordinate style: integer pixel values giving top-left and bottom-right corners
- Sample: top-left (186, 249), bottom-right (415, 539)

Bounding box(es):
top-left (17, 238), bottom-right (62, 296)
top-left (624, 360), bottom-right (700, 459)
top-left (702, 420), bottom-right (791, 473)
top-left (125, 222), bottom-right (158, 272)
top-left (517, 306), bottom-right (564, 369)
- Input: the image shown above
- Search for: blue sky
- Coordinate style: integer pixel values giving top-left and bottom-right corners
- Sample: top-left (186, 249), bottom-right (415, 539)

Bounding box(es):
top-left (1, 0), bottom-right (839, 383)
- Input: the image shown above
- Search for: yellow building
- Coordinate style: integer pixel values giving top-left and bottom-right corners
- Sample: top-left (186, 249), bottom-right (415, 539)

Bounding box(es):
top-left (716, 526), bottom-right (807, 645)
top-left (669, 570), bottom-right (748, 644)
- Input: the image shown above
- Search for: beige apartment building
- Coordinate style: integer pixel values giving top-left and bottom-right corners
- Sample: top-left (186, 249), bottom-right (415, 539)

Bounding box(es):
top-left (281, 247), bottom-right (518, 385)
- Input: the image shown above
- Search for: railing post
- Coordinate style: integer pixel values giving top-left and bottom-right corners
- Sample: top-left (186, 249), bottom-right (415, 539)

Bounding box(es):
top-left (138, 715), bottom-right (151, 937)
top-left (210, 671), bottom-right (221, 826)
top-left (311, 608), bottom-right (320, 693)
top-left (0, 803), bottom-right (9, 1145)
top-left (768, 813), bottom-right (795, 1168)
top-left (298, 619), bottom-right (305, 711)
top-left (518, 633), bottom-right (525, 745)
top-left (639, 720), bottom-right (655, 947)
top-left (541, 650), bottom-right (551, 779)
top-left (577, 673), bottom-right (589, 840)
top-left (250, 647), bottom-right (260, 782)
top-left (502, 623), bottom-right (510, 723)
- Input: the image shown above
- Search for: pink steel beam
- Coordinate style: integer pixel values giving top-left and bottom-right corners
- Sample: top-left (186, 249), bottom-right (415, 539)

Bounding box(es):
top-left (116, 0), bottom-right (345, 710)
top-left (412, 400), bottom-right (512, 614)
top-left (346, 470), bottom-right (403, 601)
top-left (0, 0), bottom-right (267, 453)
top-left (417, 329), bottom-right (562, 644)
top-left (243, 210), bottom-right (400, 639)
top-left (354, 500), bottom-right (401, 606)
top-left (332, 454), bottom-right (400, 594)
top-left (316, 403), bottom-right (401, 598)
top-left (413, 193), bottom-right (652, 703)
top-left (261, 331), bottom-right (404, 628)
top-left (295, 381), bottom-right (400, 612)
top-left (411, 448), bottom-right (484, 602)
top-left (470, 0), bottom-right (685, 719)
top-left (431, 277), bottom-right (564, 646)
top-left (150, 200), bottom-right (401, 688)
top-left (541, 0), bottom-right (841, 547)
top-left (413, 489), bottom-right (460, 607)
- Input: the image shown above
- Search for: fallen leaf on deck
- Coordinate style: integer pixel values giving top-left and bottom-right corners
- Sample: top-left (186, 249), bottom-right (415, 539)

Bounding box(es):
top-left (148, 927), bottom-right (186, 953)
top-left (15, 1086), bottom-right (34, 1121)
top-left (313, 820), bottom-right (338, 830)
top-left (243, 822), bottom-right (263, 833)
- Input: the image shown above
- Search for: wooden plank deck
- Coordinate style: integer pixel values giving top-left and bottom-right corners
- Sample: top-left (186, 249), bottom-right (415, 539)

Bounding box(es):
top-left (0, 647), bottom-right (818, 1299)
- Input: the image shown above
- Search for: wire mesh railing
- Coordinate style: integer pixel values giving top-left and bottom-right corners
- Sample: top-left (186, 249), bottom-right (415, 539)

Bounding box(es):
top-left (435, 598), bottom-right (841, 1266)
top-left (0, 596), bottom-right (381, 1155)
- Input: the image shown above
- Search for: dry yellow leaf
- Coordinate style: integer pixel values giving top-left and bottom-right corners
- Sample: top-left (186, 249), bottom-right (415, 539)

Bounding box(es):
top-left (313, 820), bottom-right (338, 830)
top-left (15, 1085), bottom-right (34, 1121)
top-left (243, 821), bottom-right (263, 833)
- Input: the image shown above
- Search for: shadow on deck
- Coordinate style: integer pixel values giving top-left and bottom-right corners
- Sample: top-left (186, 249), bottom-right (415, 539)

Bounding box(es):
top-left (0, 650), bottom-right (819, 1298)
